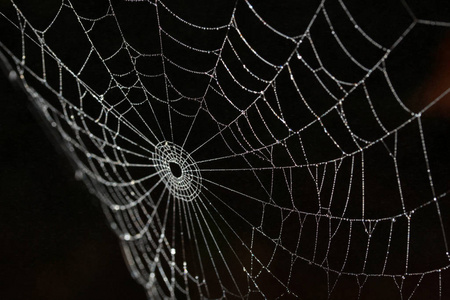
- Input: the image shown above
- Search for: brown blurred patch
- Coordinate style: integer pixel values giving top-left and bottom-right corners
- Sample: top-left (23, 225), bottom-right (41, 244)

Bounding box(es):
top-left (35, 239), bottom-right (102, 300)
top-left (411, 31), bottom-right (450, 118)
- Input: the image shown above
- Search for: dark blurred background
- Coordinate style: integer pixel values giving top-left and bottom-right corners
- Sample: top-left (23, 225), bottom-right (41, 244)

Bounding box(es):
top-left (0, 71), bottom-right (146, 299)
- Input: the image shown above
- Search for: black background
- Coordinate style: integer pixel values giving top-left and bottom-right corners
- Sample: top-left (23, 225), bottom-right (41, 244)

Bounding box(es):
top-left (0, 72), bottom-right (146, 299)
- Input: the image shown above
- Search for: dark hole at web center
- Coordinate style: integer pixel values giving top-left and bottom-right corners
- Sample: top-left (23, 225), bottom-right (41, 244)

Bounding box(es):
top-left (169, 162), bottom-right (182, 178)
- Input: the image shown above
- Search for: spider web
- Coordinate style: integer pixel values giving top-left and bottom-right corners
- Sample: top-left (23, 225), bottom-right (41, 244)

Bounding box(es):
top-left (1, 0), bottom-right (450, 298)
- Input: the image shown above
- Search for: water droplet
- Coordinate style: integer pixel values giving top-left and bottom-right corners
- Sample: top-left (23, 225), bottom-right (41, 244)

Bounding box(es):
top-left (9, 70), bottom-right (17, 81)
top-left (74, 170), bottom-right (83, 180)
